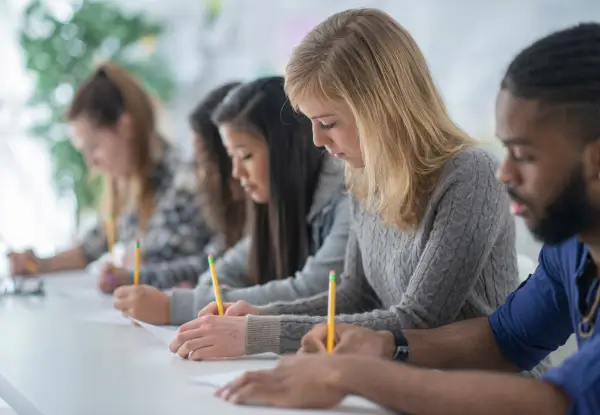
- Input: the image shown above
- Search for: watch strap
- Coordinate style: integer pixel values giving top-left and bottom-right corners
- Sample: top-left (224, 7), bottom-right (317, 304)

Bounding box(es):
top-left (392, 330), bottom-right (409, 362)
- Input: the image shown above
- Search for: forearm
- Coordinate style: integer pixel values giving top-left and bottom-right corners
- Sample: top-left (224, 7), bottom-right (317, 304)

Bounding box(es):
top-left (246, 292), bottom-right (365, 354)
top-left (258, 277), bottom-right (373, 316)
top-left (41, 247), bottom-right (88, 273)
top-left (255, 290), bottom-right (329, 316)
top-left (196, 238), bottom-right (251, 288)
top-left (247, 306), bottom-right (399, 355)
top-left (139, 254), bottom-right (208, 289)
top-left (220, 273), bottom-right (328, 306)
top-left (337, 358), bottom-right (569, 415)
top-left (404, 317), bottom-right (519, 372)
top-left (170, 283), bottom-right (214, 325)
top-left (255, 223), bottom-right (369, 316)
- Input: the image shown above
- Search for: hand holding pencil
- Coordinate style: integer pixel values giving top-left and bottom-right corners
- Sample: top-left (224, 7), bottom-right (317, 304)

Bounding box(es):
top-left (299, 269), bottom-right (395, 356)
top-left (300, 322), bottom-right (397, 358)
top-left (98, 263), bottom-right (131, 294)
top-left (6, 249), bottom-right (39, 277)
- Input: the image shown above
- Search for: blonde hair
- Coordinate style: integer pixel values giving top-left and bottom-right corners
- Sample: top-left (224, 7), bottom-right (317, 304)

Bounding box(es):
top-left (285, 8), bottom-right (475, 229)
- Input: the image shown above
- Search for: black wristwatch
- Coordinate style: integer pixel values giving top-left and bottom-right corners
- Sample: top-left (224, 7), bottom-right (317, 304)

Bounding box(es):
top-left (391, 330), bottom-right (409, 362)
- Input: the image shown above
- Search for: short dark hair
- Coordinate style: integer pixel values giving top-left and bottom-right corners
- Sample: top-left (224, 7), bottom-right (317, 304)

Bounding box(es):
top-left (189, 82), bottom-right (246, 251)
top-left (501, 23), bottom-right (600, 143)
top-left (212, 76), bottom-right (324, 284)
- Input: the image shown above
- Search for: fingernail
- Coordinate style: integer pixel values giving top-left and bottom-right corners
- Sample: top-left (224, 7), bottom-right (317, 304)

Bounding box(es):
top-left (221, 389), bottom-right (231, 400)
top-left (107, 274), bottom-right (115, 285)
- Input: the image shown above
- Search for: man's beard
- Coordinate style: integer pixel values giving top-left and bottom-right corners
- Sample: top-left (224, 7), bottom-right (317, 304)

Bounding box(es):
top-left (509, 168), bottom-right (600, 245)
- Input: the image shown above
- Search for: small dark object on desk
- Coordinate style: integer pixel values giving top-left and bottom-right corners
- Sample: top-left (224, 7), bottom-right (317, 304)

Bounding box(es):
top-left (0, 276), bottom-right (45, 297)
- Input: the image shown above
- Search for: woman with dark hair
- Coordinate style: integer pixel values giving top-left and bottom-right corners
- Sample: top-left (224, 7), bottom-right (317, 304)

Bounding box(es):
top-left (98, 82), bottom-right (247, 291)
top-left (113, 76), bottom-right (350, 325)
top-left (191, 83), bottom-right (248, 257)
top-left (8, 62), bottom-right (212, 288)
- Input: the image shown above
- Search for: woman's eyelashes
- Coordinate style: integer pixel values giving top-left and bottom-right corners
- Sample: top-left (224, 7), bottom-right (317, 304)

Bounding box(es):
top-left (319, 121), bottom-right (337, 130)
top-left (241, 153), bottom-right (253, 161)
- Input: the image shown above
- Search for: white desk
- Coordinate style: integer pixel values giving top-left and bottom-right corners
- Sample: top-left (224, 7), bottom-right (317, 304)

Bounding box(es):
top-left (0, 271), bottom-right (390, 415)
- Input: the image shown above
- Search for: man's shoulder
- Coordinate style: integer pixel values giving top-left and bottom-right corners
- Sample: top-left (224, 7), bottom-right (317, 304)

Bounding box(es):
top-left (538, 237), bottom-right (587, 282)
top-left (540, 237), bottom-right (584, 260)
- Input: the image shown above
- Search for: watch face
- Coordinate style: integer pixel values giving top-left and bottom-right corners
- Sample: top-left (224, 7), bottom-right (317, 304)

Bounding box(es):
top-left (394, 345), bottom-right (409, 360)
top-left (393, 328), bottom-right (409, 361)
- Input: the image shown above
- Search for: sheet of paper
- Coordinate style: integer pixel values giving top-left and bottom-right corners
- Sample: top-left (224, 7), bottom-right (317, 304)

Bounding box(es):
top-left (54, 287), bottom-right (108, 300)
top-left (191, 370), bottom-right (248, 388)
top-left (80, 309), bottom-right (134, 326)
top-left (132, 319), bottom-right (179, 345)
top-left (0, 397), bottom-right (10, 408)
top-left (191, 370), bottom-right (391, 414)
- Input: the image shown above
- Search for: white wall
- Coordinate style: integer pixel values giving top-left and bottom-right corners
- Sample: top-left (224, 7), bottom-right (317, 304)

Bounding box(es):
top-left (3, 0), bottom-right (600, 264)
top-left (146, 0), bottom-right (600, 263)
top-left (0, 0), bottom-right (77, 274)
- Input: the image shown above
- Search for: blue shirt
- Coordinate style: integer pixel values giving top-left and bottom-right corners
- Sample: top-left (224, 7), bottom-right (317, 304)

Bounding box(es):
top-left (489, 237), bottom-right (600, 415)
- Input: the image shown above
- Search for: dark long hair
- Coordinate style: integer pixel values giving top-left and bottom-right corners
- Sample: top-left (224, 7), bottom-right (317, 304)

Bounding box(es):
top-left (212, 76), bottom-right (324, 284)
top-left (189, 82), bottom-right (247, 251)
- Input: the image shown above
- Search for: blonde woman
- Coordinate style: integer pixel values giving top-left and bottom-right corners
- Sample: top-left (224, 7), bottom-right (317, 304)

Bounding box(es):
top-left (169, 8), bottom-right (519, 360)
top-left (8, 63), bottom-right (212, 292)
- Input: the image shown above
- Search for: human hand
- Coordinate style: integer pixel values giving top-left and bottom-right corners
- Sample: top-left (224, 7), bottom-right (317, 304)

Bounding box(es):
top-left (216, 354), bottom-right (348, 409)
top-left (113, 285), bottom-right (170, 325)
top-left (197, 300), bottom-right (260, 318)
top-left (174, 281), bottom-right (195, 289)
top-left (169, 314), bottom-right (246, 360)
top-left (7, 250), bottom-right (42, 276)
top-left (300, 323), bottom-right (396, 359)
top-left (98, 263), bottom-right (131, 293)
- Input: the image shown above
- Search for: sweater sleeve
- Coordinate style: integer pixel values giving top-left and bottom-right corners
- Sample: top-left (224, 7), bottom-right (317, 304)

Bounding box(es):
top-left (154, 177), bottom-right (214, 263)
top-left (188, 195), bottom-right (351, 310)
top-left (80, 222), bottom-right (108, 264)
top-left (169, 238), bottom-right (251, 324)
top-left (136, 253), bottom-right (209, 289)
top-left (245, 224), bottom-right (380, 354)
top-left (245, 152), bottom-right (511, 354)
top-left (196, 237), bottom-right (251, 287)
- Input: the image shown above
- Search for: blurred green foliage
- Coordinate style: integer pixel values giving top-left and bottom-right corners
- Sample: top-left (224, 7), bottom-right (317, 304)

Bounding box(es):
top-left (19, 0), bottom-right (174, 226)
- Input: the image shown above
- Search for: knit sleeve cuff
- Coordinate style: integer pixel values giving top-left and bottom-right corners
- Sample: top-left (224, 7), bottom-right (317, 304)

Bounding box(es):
top-left (246, 315), bottom-right (281, 355)
top-left (169, 289), bottom-right (196, 325)
top-left (253, 304), bottom-right (279, 315)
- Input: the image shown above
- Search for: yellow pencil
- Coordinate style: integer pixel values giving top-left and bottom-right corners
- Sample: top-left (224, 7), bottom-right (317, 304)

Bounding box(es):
top-left (24, 260), bottom-right (38, 274)
top-left (327, 270), bottom-right (336, 353)
top-left (106, 216), bottom-right (116, 254)
top-left (133, 239), bottom-right (140, 285)
top-left (208, 255), bottom-right (224, 316)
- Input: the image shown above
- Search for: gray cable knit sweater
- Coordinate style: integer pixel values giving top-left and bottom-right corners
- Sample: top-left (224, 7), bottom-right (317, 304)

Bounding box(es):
top-left (245, 147), bottom-right (520, 355)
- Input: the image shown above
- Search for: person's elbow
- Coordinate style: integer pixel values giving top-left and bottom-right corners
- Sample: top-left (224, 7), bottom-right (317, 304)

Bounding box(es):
top-left (539, 381), bottom-right (571, 415)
